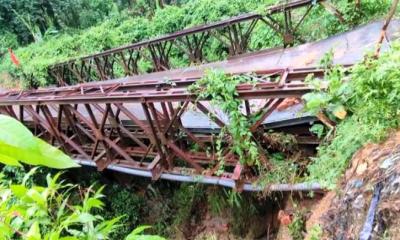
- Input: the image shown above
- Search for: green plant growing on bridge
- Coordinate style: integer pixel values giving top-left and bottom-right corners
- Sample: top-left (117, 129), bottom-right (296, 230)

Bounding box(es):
top-left (189, 71), bottom-right (300, 184)
top-left (189, 70), bottom-right (260, 168)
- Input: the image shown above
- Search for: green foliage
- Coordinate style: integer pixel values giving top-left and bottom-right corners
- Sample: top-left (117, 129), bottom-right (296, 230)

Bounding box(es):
top-left (135, 183), bottom-right (205, 237)
top-left (303, 65), bottom-right (349, 118)
top-left (1, 165), bottom-right (27, 184)
top-left (151, 5), bottom-right (186, 35)
top-left (308, 224), bottom-right (323, 240)
top-left (189, 70), bottom-right (260, 167)
top-left (190, 71), bottom-right (300, 183)
top-left (305, 42), bottom-right (400, 188)
top-left (299, 0), bottom-right (390, 41)
top-left (0, 0), bottom-right (262, 87)
top-left (207, 187), bottom-right (228, 216)
top-left (125, 226), bottom-right (165, 240)
top-left (171, 184), bottom-right (204, 226)
top-left (229, 192), bottom-right (257, 236)
top-left (183, 0), bottom-right (259, 26)
top-left (0, 0), bottom-right (117, 44)
top-left (61, 169), bottom-right (174, 239)
top-left (142, 184), bottom-right (174, 237)
top-left (0, 114), bottom-right (79, 169)
top-left (0, 167), bottom-right (164, 240)
top-left (0, 31), bottom-right (18, 55)
top-left (0, 114), bottom-right (164, 240)
top-left (310, 124), bottom-right (325, 139)
top-left (103, 185), bottom-right (147, 239)
top-left (2, 13), bottom-right (149, 87)
top-left (258, 153), bottom-right (297, 184)
top-left (288, 206), bottom-right (306, 240)
top-left (0, 170), bottom-right (121, 239)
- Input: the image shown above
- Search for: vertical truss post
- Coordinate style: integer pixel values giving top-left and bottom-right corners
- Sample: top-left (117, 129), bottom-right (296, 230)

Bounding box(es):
top-left (148, 42), bottom-right (172, 71)
top-left (19, 105), bottom-right (24, 123)
top-left (141, 101), bottom-right (168, 166)
top-left (40, 105), bottom-right (68, 152)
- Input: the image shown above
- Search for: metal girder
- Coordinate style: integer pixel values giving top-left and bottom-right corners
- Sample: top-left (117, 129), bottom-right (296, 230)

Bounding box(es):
top-left (46, 0), bottom-right (341, 86)
top-left (1, 68), bottom-right (324, 105)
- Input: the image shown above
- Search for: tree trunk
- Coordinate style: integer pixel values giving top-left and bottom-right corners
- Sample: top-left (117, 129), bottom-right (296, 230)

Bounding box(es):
top-left (157, 0), bottom-right (164, 9)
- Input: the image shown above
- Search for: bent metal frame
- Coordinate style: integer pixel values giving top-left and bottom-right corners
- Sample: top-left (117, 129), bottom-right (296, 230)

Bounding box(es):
top-left (0, 67), bottom-right (325, 190)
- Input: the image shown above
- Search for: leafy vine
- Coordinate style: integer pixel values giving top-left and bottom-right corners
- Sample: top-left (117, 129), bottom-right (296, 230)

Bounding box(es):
top-left (188, 70), bottom-right (260, 168)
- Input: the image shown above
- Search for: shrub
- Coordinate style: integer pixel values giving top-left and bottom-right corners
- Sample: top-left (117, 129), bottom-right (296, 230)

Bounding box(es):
top-left (305, 42), bottom-right (400, 188)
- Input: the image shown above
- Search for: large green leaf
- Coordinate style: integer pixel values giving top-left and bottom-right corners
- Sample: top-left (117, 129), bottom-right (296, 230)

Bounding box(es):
top-left (34, 138), bottom-right (80, 169)
top-left (0, 153), bottom-right (21, 166)
top-left (0, 115), bottom-right (80, 169)
top-left (0, 114), bottom-right (36, 149)
top-left (10, 184), bottom-right (28, 198)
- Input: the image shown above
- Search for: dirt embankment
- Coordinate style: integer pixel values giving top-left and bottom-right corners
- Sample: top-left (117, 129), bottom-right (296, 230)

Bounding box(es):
top-left (305, 131), bottom-right (400, 239)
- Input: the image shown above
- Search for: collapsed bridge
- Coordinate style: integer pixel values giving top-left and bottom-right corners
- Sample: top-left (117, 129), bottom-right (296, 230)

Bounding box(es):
top-left (1, 1), bottom-right (400, 192)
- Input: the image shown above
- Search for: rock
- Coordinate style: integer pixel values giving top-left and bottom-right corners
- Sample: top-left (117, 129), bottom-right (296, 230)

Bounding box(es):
top-left (356, 163), bottom-right (368, 175)
top-left (352, 194), bottom-right (365, 210)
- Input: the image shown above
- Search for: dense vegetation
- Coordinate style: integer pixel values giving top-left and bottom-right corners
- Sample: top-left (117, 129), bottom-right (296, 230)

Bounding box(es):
top-left (0, 0), bottom-right (186, 46)
top-left (305, 43), bottom-right (400, 188)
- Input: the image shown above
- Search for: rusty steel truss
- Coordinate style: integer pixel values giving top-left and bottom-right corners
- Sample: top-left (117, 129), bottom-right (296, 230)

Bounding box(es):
top-left (1, 18), bottom-right (398, 190)
top-left (3, 2), bottom-right (397, 191)
top-left (47, 0), bottom-right (344, 86)
top-left (0, 67), bottom-right (326, 189)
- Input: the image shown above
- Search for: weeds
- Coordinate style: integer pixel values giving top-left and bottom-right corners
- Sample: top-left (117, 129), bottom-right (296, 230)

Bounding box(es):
top-left (189, 70), bottom-right (260, 167)
top-left (104, 185), bottom-right (147, 239)
top-left (207, 187), bottom-right (228, 216)
top-left (308, 224), bottom-right (323, 240)
top-left (171, 184), bottom-right (204, 227)
top-left (258, 153), bottom-right (298, 185)
top-left (288, 202), bottom-right (307, 240)
top-left (230, 193), bottom-right (258, 236)
top-left (305, 42), bottom-right (400, 188)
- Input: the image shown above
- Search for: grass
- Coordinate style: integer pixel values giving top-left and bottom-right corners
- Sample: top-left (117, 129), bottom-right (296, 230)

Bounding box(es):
top-left (305, 42), bottom-right (400, 189)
